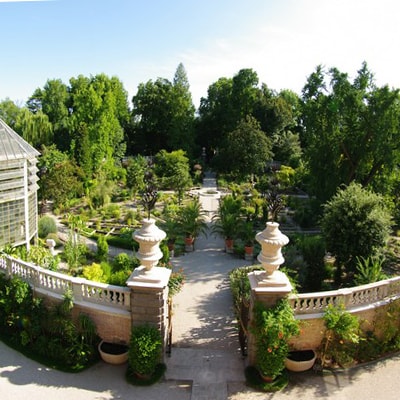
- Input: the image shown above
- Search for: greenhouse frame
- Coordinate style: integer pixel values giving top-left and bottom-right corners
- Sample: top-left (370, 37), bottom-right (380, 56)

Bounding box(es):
top-left (0, 118), bottom-right (40, 250)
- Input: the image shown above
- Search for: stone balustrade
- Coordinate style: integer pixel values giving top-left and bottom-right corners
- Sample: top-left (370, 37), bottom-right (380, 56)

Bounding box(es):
top-left (0, 255), bottom-right (130, 311)
top-left (288, 276), bottom-right (400, 318)
top-left (2, 253), bottom-right (400, 351)
top-left (2, 254), bottom-right (400, 319)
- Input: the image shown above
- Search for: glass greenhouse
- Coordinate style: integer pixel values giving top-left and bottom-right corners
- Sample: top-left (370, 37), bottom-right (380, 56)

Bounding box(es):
top-left (0, 118), bottom-right (40, 250)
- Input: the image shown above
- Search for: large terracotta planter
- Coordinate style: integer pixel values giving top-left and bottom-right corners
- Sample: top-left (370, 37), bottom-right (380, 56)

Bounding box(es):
top-left (98, 340), bottom-right (129, 365)
top-left (285, 350), bottom-right (316, 372)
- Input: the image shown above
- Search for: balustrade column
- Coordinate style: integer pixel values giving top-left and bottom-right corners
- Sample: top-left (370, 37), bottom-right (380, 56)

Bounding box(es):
top-left (247, 221), bottom-right (294, 366)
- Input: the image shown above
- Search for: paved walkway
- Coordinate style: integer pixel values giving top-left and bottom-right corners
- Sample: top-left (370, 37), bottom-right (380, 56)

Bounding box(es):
top-left (1, 172), bottom-right (400, 399)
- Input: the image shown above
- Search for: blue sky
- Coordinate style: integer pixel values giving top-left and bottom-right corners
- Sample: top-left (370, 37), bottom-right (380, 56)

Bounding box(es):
top-left (1, 0), bottom-right (400, 108)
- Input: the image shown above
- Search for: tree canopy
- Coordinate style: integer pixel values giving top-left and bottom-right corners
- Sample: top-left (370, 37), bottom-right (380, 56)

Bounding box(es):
top-left (301, 62), bottom-right (400, 203)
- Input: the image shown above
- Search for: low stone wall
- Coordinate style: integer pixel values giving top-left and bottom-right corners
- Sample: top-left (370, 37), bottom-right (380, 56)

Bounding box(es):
top-left (0, 255), bottom-right (169, 348)
top-left (290, 298), bottom-right (400, 351)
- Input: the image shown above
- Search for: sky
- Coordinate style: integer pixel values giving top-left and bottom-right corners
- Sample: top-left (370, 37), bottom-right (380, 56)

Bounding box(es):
top-left (1, 0), bottom-right (400, 109)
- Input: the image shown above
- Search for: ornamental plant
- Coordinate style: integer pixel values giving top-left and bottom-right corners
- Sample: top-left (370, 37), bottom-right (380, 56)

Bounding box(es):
top-left (128, 324), bottom-right (162, 378)
top-left (320, 303), bottom-right (360, 367)
top-left (252, 298), bottom-right (299, 379)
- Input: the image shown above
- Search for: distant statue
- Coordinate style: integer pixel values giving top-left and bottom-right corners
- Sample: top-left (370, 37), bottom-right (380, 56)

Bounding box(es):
top-left (140, 165), bottom-right (158, 220)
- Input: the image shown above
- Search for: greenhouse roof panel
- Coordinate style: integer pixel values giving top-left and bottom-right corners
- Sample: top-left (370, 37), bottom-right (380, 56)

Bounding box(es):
top-left (0, 118), bottom-right (40, 161)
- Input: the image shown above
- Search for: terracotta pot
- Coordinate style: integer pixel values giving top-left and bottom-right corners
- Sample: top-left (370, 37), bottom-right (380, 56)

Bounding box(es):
top-left (225, 238), bottom-right (234, 253)
top-left (244, 245), bottom-right (254, 255)
top-left (260, 373), bottom-right (275, 382)
top-left (98, 340), bottom-right (129, 365)
top-left (285, 350), bottom-right (316, 372)
top-left (184, 236), bottom-right (194, 245)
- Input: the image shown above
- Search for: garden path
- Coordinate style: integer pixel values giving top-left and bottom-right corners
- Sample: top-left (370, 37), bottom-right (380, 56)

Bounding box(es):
top-left (164, 171), bottom-right (252, 399)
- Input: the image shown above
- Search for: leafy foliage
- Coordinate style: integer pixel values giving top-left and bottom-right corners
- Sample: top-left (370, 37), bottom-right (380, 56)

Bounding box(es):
top-left (321, 303), bottom-right (360, 367)
top-left (354, 255), bottom-right (387, 285)
top-left (38, 215), bottom-right (57, 239)
top-left (252, 299), bottom-right (299, 379)
top-left (321, 182), bottom-right (392, 285)
top-left (301, 63), bottom-right (400, 203)
top-left (128, 325), bottom-right (162, 376)
top-left (0, 276), bottom-right (98, 370)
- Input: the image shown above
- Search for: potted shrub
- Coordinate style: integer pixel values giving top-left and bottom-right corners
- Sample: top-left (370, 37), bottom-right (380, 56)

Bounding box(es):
top-left (211, 212), bottom-right (238, 253)
top-left (251, 298), bottom-right (300, 382)
top-left (239, 220), bottom-right (255, 259)
top-left (211, 194), bottom-right (242, 253)
top-left (177, 199), bottom-right (208, 251)
top-left (128, 324), bottom-right (163, 380)
top-left (161, 217), bottom-right (182, 254)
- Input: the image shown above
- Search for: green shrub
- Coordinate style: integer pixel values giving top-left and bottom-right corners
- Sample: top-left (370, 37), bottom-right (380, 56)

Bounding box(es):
top-left (82, 263), bottom-right (106, 282)
top-left (251, 299), bottom-right (299, 379)
top-left (321, 303), bottom-right (360, 367)
top-left (298, 235), bottom-right (327, 292)
top-left (321, 183), bottom-right (392, 285)
top-left (38, 216), bottom-right (57, 238)
top-left (354, 255), bottom-right (387, 285)
top-left (128, 325), bottom-right (162, 377)
top-left (112, 253), bottom-right (136, 272)
top-left (101, 204), bottom-right (121, 219)
top-left (96, 235), bottom-right (109, 261)
top-left (109, 270), bottom-right (131, 286)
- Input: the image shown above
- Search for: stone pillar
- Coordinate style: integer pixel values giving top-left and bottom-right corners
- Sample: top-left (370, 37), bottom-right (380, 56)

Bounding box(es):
top-left (247, 221), bottom-right (293, 365)
top-left (127, 218), bottom-right (171, 359)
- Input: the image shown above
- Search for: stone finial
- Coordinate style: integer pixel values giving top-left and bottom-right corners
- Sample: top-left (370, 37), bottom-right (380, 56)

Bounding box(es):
top-left (253, 221), bottom-right (291, 288)
top-left (133, 218), bottom-right (166, 271)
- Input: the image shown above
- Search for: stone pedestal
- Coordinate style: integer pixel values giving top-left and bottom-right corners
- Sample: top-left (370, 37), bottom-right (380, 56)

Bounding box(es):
top-left (247, 221), bottom-right (293, 365)
top-left (129, 218), bottom-right (170, 358)
top-left (127, 267), bottom-right (171, 359)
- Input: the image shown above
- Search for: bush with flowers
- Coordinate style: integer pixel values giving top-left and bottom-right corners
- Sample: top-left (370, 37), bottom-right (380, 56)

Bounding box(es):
top-left (252, 298), bottom-right (300, 380)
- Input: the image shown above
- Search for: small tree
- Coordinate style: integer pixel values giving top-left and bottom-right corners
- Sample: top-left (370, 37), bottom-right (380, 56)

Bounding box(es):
top-left (321, 182), bottom-right (392, 285)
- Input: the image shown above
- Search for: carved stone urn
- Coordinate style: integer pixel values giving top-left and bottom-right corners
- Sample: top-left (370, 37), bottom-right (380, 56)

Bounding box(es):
top-left (255, 221), bottom-right (290, 287)
top-left (133, 218), bottom-right (166, 271)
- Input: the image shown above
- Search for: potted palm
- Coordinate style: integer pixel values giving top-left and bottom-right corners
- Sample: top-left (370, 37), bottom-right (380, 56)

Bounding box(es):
top-left (211, 195), bottom-right (242, 253)
top-left (240, 220), bottom-right (255, 260)
top-left (177, 199), bottom-right (208, 251)
top-left (161, 217), bottom-right (181, 255)
top-left (211, 212), bottom-right (238, 253)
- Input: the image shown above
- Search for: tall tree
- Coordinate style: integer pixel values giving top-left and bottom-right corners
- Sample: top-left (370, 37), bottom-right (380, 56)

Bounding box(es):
top-left (154, 149), bottom-right (192, 199)
top-left (69, 74), bottom-right (129, 179)
top-left (170, 63), bottom-right (196, 155)
top-left (15, 108), bottom-right (53, 148)
top-left (301, 62), bottom-right (400, 203)
top-left (27, 79), bottom-right (71, 151)
top-left (213, 116), bottom-right (273, 179)
top-left (0, 98), bottom-right (21, 129)
top-left (197, 76), bottom-right (234, 151)
top-left (130, 64), bottom-right (196, 156)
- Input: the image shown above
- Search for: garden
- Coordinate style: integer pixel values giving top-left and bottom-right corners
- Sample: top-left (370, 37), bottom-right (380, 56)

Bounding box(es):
top-left (1, 63), bottom-right (400, 391)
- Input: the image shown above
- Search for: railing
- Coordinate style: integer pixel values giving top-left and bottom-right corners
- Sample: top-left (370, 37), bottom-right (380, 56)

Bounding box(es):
top-left (289, 276), bottom-right (400, 316)
top-left (0, 255), bottom-right (131, 311)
